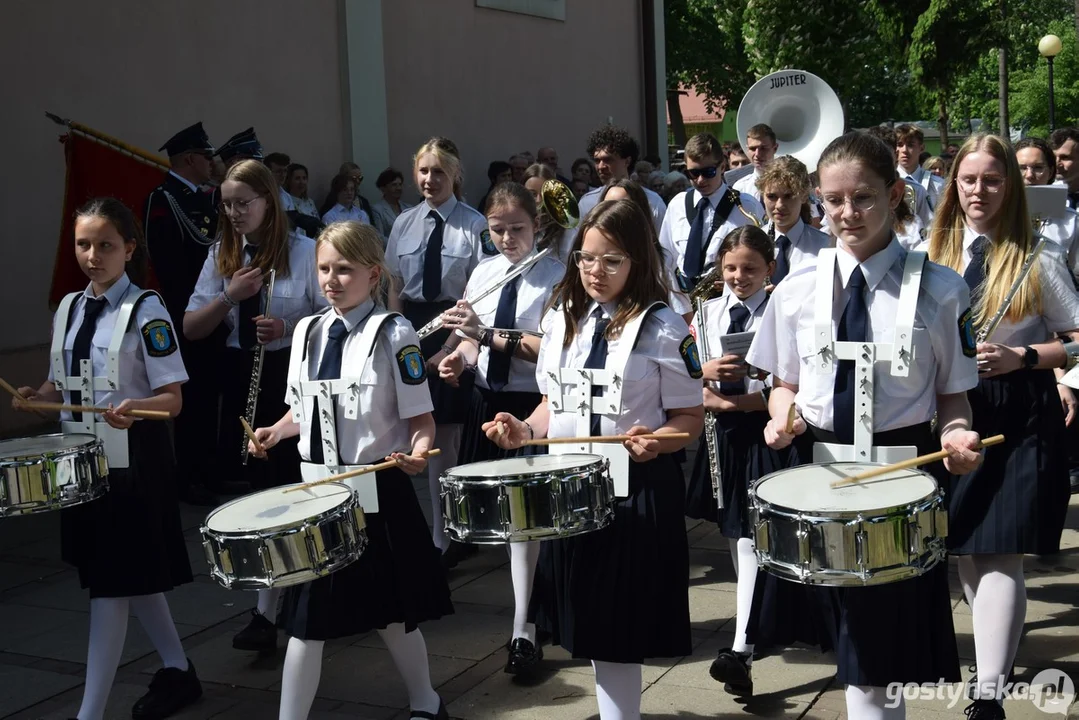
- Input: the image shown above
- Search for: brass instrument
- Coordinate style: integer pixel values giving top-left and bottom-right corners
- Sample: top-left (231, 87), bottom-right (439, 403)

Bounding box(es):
top-left (695, 296), bottom-right (724, 507)
top-left (241, 268), bottom-right (276, 465)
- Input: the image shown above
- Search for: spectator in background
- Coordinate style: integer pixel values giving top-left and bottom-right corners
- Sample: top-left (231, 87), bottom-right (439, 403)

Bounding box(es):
top-left (646, 170), bottom-right (666, 196)
top-left (519, 150), bottom-right (535, 166)
top-left (1050, 128), bottom-right (1079, 207)
top-left (509, 154), bottom-right (529, 183)
top-left (922, 156), bottom-right (948, 178)
top-left (662, 171), bottom-right (689, 202)
top-left (728, 144), bottom-right (750, 169)
top-left (538, 146), bottom-right (572, 184)
top-left (571, 178), bottom-right (590, 200)
top-left (478, 161), bottom-right (513, 214)
top-left (633, 160), bottom-right (654, 180)
top-left (572, 157), bottom-right (600, 188)
top-left (285, 164), bottom-right (319, 219)
top-left (321, 173), bottom-right (370, 225)
top-left (944, 142), bottom-right (960, 158)
top-left (339, 161), bottom-right (375, 219)
top-left (265, 152), bottom-right (290, 188)
top-left (371, 167), bottom-right (413, 239)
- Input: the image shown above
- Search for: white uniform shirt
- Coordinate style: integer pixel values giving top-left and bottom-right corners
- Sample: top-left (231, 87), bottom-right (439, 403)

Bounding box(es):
top-left (49, 274), bottom-right (189, 420)
top-left (900, 165), bottom-right (945, 210)
top-left (746, 237), bottom-right (978, 433)
top-left (322, 203), bottom-right (370, 225)
top-left (292, 299), bottom-right (433, 464)
top-left (659, 185), bottom-right (766, 278)
top-left (371, 199), bottom-right (413, 240)
top-left (578, 184), bottom-right (667, 232)
top-left (1037, 208), bottom-right (1079, 285)
top-left (733, 169), bottom-right (762, 203)
top-left (764, 218), bottom-right (832, 278)
top-left (186, 232), bottom-right (326, 350)
top-left (536, 303), bottom-right (702, 438)
top-left (466, 252), bottom-right (566, 392)
top-left (905, 178), bottom-right (934, 228)
top-left (386, 196), bottom-right (489, 303)
top-left (289, 195), bottom-right (320, 219)
top-left (278, 187), bottom-right (295, 212)
top-left (695, 286), bottom-right (769, 395)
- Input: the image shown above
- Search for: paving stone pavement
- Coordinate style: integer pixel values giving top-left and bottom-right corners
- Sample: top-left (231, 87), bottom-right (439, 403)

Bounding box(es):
top-left (1, 472), bottom-right (1076, 719)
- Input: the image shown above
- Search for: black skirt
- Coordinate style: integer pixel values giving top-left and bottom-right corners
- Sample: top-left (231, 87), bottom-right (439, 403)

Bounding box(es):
top-left (403, 301), bottom-right (475, 425)
top-left (717, 411), bottom-right (789, 538)
top-left (749, 423), bottom-right (960, 686)
top-left (530, 453), bottom-right (692, 663)
top-left (948, 369), bottom-right (1069, 555)
top-left (219, 347), bottom-right (300, 490)
top-left (278, 466), bottom-right (454, 641)
top-left (458, 386), bottom-right (544, 465)
top-left (61, 421), bottom-right (193, 598)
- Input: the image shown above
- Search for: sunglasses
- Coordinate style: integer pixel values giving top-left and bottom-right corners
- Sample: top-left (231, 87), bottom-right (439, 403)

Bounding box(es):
top-left (686, 166), bottom-right (719, 180)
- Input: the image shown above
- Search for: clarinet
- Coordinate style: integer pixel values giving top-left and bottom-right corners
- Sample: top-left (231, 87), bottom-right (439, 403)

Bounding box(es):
top-left (694, 295), bottom-right (724, 508)
top-left (241, 268), bottom-right (276, 465)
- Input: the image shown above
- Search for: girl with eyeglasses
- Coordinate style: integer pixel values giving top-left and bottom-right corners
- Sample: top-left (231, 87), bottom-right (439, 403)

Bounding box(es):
top-left (747, 131), bottom-right (985, 719)
top-left (482, 199), bottom-right (704, 720)
top-left (184, 159), bottom-right (326, 655)
top-left (927, 134), bottom-right (1079, 719)
top-left (1015, 137), bottom-right (1079, 286)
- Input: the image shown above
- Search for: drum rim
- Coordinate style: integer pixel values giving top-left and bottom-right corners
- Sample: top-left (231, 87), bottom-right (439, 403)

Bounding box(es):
top-left (442, 453), bottom-right (606, 483)
top-left (0, 433), bottom-right (103, 461)
top-left (202, 482), bottom-right (357, 536)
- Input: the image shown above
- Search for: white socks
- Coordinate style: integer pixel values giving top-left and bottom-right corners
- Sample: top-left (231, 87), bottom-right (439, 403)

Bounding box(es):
top-left (257, 587), bottom-right (282, 619)
top-left (728, 538), bottom-right (758, 656)
top-left (428, 424), bottom-right (463, 551)
top-left (130, 593), bottom-right (188, 670)
top-left (592, 660), bottom-right (642, 720)
top-left (509, 541), bottom-right (539, 643)
top-left (279, 637), bottom-right (324, 720)
top-left (845, 685), bottom-right (904, 719)
top-left (77, 597), bottom-right (130, 720)
top-left (379, 623), bottom-right (442, 715)
top-left (959, 554), bottom-right (1027, 701)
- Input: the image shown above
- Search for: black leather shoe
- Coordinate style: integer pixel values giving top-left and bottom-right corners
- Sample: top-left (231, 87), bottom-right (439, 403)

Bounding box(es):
top-left (505, 637), bottom-right (543, 674)
top-left (409, 698), bottom-right (448, 720)
top-left (232, 609), bottom-right (277, 652)
top-left (709, 648), bottom-right (753, 696)
top-left (964, 699), bottom-right (1006, 719)
top-left (131, 659), bottom-right (202, 719)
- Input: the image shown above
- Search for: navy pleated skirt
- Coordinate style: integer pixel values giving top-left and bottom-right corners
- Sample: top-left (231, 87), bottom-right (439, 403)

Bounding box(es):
top-left (458, 386), bottom-right (544, 465)
top-left (403, 300), bottom-right (475, 425)
top-left (278, 467), bottom-right (454, 641)
top-left (529, 453), bottom-right (692, 663)
top-left (948, 369), bottom-right (1069, 555)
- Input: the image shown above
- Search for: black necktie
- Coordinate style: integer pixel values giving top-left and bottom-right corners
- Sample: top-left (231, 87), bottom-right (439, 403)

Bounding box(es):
top-left (309, 319), bottom-right (349, 465)
top-left (71, 297), bottom-right (107, 422)
top-left (773, 235), bottom-right (792, 285)
top-left (584, 312), bottom-right (610, 437)
top-left (682, 197), bottom-right (710, 280)
top-left (486, 275), bottom-right (520, 392)
top-left (719, 304), bottom-right (751, 396)
top-left (833, 267), bottom-right (868, 444)
top-left (239, 244), bottom-right (260, 350)
top-left (963, 235), bottom-right (989, 295)
top-left (422, 210), bottom-right (444, 301)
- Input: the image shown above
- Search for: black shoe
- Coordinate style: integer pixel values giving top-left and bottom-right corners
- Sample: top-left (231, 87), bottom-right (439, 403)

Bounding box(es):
top-left (131, 659), bottom-right (202, 719)
top-left (505, 637), bottom-right (543, 675)
top-left (179, 484), bottom-right (218, 507)
top-left (1070, 470), bottom-right (1079, 494)
top-left (966, 669), bottom-right (1016, 700)
top-left (409, 698), bottom-right (448, 720)
top-left (232, 609), bottom-right (277, 652)
top-left (964, 699), bottom-right (1006, 719)
top-left (708, 648), bottom-right (753, 696)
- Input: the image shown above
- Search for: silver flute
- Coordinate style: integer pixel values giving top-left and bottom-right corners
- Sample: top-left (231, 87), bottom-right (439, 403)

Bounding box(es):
top-left (977, 236), bottom-right (1046, 344)
top-left (241, 268), bottom-right (276, 465)
top-left (695, 296), bottom-right (724, 508)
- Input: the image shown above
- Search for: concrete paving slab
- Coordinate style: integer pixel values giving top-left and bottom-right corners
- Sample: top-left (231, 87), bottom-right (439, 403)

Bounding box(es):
top-left (448, 664), bottom-right (600, 720)
top-left (449, 567), bottom-right (515, 609)
top-left (170, 629), bottom-right (297, 690)
top-left (641, 680), bottom-right (814, 718)
top-left (0, 560), bottom-right (65, 593)
top-left (354, 611), bottom-right (511, 662)
top-left (687, 585), bottom-right (736, 633)
top-left (0, 665), bottom-right (83, 718)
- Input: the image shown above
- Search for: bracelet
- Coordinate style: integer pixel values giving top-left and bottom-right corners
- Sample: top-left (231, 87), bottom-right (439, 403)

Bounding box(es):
top-left (479, 327), bottom-right (493, 348)
top-left (524, 420), bottom-right (534, 439)
top-left (219, 290), bottom-right (239, 308)
top-left (282, 317), bottom-right (294, 337)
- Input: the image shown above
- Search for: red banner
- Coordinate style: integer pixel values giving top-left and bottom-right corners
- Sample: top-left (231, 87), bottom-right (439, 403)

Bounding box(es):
top-left (50, 131), bottom-right (167, 306)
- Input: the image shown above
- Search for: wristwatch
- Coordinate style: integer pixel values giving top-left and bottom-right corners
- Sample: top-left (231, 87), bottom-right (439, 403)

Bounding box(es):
top-left (1022, 345), bottom-right (1039, 369)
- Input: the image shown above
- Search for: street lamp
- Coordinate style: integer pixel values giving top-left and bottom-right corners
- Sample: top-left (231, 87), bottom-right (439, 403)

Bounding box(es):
top-left (1039, 34), bottom-right (1063, 132)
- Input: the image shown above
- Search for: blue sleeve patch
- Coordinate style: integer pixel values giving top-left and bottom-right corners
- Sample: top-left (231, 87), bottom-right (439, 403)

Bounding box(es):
top-left (397, 345), bottom-right (427, 385)
top-left (480, 229), bottom-right (498, 256)
top-left (680, 335), bottom-right (703, 379)
top-left (959, 308), bottom-right (977, 358)
top-left (142, 320), bottom-right (178, 357)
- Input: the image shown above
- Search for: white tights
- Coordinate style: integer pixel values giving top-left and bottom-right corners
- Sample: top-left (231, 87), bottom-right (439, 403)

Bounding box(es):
top-left (728, 537), bottom-right (758, 655)
top-left (428, 423), bottom-right (462, 552)
top-left (845, 685), bottom-right (904, 719)
top-left (509, 541), bottom-right (539, 643)
top-left (959, 554), bottom-right (1026, 701)
top-left (592, 660), bottom-right (642, 720)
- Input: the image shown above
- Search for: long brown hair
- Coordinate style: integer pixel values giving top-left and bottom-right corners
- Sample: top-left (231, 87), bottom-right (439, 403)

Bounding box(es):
top-left (552, 199), bottom-right (669, 347)
top-left (216, 159), bottom-right (292, 279)
top-left (75, 197), bottom-right (148, 288)
top-left (927, 134), bottom-right (1040, 326)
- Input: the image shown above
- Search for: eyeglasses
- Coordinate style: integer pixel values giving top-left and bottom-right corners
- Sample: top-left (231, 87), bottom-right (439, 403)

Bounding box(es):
top-left (1018, 164), bottom-right (1049, 175)
top-left (686, 166), bottom-right (719, 180)
top-left (351, 174), bottom-right (364, 184)
top-left (219, 196), bottom-right (263, 214)
top-left (820, 189), bottom-right (882, 213)
top-left (957, 175), bottom-right (1005, 194)
top-left (573, 251), bottom-right (629, 275)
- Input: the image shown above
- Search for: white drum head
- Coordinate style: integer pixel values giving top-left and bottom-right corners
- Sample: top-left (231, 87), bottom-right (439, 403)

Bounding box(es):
top-left (206, 483), bottom-right (351, 534)
top-left (0, 433), bottom-right (98, 459)
top-left (447, 453), bottom-right (603, 478)
top-left (755, 463), bottom-right (937, 513)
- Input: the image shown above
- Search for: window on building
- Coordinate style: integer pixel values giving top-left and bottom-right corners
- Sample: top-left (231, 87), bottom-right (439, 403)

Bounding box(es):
top-left (475, 0), bottom-right (566, 21)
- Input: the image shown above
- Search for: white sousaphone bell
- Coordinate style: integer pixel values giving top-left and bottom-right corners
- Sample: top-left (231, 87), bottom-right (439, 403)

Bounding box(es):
top-left (724, 69), bottom-right (846, 186)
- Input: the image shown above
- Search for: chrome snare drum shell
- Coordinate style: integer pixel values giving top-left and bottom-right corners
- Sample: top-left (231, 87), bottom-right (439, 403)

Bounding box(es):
top-left (0, 433), bottom-right (109, 517)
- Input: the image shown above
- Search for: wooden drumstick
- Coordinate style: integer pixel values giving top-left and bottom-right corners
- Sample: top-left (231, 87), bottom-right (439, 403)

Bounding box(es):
top-left (0, 376), bottom-right (49, 419)
top-left (240, 417), bottom-right (265, 456)
top-left (829, 434), bottom-right (1006, 488)
top-left (18, 401), bottom-right (171, 420)
top-left (496, 420), bottom-right (506, 438)
top-left (283, 449), bottom-right (442, 493)
top-left (784, 403), bottom-right (798, 434)
top-left (522, 432), bottom-right (690, 447)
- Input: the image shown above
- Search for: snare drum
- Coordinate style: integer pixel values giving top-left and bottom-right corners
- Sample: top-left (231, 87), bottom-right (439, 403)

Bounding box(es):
top-left (0, 434), bottom-right (108, 517)
top-left (749, 462), bottom-right (948, 587)
top-left (201, 483), bottom-right (368, 590)
top-left (441, 454), bottom-right (614, 543)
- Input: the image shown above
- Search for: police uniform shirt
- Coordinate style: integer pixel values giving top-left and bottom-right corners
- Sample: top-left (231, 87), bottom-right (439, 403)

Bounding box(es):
top-left (746, 236), bottom-right (978, 433)
top-left (957, 225), bottom-right (1079, 346)
top-left (658, 185), bottom-right (766, 277)
top-left (536, 303), bottom-right (702, 438)
top-left (49, 274), bottom-right (189, 421)
top-left (385, 196), bottom-right (489, 303)
top-left (186, 232), bottom-right (326, 351)
top-left (696, 286), bottom-right (768, 395)
top-left (322, 204), bottom-right (370, 226)
top-left (732, 169), bottom-right (762, 203)
top-left (578, 185), bottom-right (667, 233)
top-left (294, 300), bottom-right (433, 465)
top-left (466, 252), bottom-right (566, 392)
top-left (764, 218), bottom-right (832, 276)
top-left (899, 165), bottom-right (945, 210)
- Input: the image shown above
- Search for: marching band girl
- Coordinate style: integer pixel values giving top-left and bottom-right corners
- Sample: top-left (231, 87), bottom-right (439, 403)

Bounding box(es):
top-left (248, 221), bottom-right (453, 720)
top-left (386, 137), bottom-right (490, 568)
top-left (484, 199), bottom-right (704, 720)
top-left (747, 131), bottom-right (984, 719)
top-left (184, 159), bottom-right (325, 653)
top-left (755, 155), bottom-right (831, 286)
top-left (14, 198), bottom-right (201, 720)
top-left (437, 182), bottom-right (566, 675)
top-left (927, 134), bottom-right (1079, 719)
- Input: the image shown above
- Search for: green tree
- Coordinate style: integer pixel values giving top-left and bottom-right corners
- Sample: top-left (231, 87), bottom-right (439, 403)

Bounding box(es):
top-left (1009, 18), bottom-right (1079, 134)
